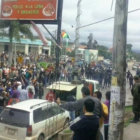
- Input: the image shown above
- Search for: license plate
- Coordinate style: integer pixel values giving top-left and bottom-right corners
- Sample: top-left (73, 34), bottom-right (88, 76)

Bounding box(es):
top-left (8, 128), bottom-right (16, 135)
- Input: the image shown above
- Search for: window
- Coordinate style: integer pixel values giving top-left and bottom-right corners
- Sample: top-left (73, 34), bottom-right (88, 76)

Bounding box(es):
top-left (33, 105), bottom-right (65, 123)
top-left (51, 106), bottom-right (65, 116)
top-left (33, 108), bottom-right (43, 123)
top-left (0, 108), bottom-right (29, 127)
top-left (33, 106), bottom-right (54, 123)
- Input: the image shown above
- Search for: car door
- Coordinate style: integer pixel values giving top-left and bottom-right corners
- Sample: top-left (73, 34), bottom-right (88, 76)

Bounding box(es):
top-left (51, 105), bottom-right (66, 131)
top-left (58, 107), bottom-right (67, 129)
top-left (45, 106), bottom-right (56, 136)
top-left (32, 108), bottom-right (46, 138)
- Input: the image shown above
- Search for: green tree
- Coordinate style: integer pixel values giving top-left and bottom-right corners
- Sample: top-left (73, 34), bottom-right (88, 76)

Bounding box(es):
top-left (98, 45), bottom-right (112, 60)
top-left (87, 33), bottom-right (93, 49)
top-left (126, 44), bottom-right (133, 60)
top-left (66, 50), bottom-right (75, 57)
top-left (0, 21), bottom-right (33, 65)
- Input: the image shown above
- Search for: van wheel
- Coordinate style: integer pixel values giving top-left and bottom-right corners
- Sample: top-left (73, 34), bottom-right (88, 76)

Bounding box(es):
top-left (38, 134), bottom-right (44, 140)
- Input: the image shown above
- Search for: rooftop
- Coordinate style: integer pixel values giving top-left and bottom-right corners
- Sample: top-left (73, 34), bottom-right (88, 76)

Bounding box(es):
top-left (7, 99), bottom-right (52, 112)
top-left (0, 37), bottom-right (51, 46)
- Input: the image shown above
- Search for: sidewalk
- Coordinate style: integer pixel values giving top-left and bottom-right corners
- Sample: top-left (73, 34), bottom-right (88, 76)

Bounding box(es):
top-left (125, 82), bottom-right (133, 106)
top-left (123, 122), bottom-right (140, 140)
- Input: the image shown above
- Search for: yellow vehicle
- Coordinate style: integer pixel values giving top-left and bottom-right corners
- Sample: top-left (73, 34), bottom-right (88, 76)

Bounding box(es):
top-left (46, 79), bottom-right (99, 101)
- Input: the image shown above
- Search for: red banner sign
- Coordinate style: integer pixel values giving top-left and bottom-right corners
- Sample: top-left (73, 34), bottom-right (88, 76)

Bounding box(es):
top-left (1, 0), bottom-right (58, 20)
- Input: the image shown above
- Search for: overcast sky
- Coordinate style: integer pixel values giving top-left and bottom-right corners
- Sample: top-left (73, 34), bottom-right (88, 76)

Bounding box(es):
top-left (61, 0), bottom-right (140, 50)
top-left (41, 0), bottom-right (140, 50)
top-left (1, 0), bottom-right (139, 50)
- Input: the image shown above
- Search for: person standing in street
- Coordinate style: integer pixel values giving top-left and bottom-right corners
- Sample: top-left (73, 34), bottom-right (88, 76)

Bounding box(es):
top-left (19, 85), bottom-right (28, 101)
top-left (127, 70), bottom-right (131, 81)
top-left (94, 91), bottom-right (109, 140)
top-left (129, 74), bottom-right (133, 89)
top-left (70, 98), bottom-right (99, 140)
top-left (46, 89), bottom-right (56, 102)
top-left (66, 95), bottom-right (76, 121)
top-left (57, 86), bottom-right (102, 118)
top-left (104, 91), bottom-right (111, 140)
top-left (38, 83), bottom-right (44, 99)
top-left (131, 76), bottom-right (140, 123)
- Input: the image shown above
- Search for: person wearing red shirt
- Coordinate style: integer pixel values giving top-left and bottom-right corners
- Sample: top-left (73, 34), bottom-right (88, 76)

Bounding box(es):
top-left (46, 90), bottom-right (56, 102)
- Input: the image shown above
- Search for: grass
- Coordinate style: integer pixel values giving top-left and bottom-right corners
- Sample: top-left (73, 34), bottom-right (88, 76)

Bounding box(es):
top-left (125, 106), bottom-right (132, 112)
top-left (63, 129), bottom-right (72, 133)
top-left (124, 106), bottom-right (133, 127)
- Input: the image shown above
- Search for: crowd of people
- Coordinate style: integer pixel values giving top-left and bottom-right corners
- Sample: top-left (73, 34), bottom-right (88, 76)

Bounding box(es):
top-left (3, 52), bottom-right (139, 140)
top-left (58, 61), bottom-right (112, 90)
top-left (0, 64), bottom-right (46, 107)
top-left (57, 85), bottom-right (111, 140)
top-left (0, 51), bottom-right (58, 107)
top-left (84, 64), bottom-right (112, 88)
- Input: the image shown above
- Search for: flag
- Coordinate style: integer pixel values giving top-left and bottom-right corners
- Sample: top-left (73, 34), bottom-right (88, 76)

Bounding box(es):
top-left (31, 21), bottom-right (48, 46)
top-left (61, 31), bottom-right (69, 39)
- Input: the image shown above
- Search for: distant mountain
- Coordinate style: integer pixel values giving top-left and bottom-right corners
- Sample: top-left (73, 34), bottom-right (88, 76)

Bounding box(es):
top-left (132, 49), bottom-right (140, 53)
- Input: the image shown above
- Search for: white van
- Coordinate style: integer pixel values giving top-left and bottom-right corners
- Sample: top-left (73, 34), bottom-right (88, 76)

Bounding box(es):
top-left (0, 99), bottom-right (70, 140)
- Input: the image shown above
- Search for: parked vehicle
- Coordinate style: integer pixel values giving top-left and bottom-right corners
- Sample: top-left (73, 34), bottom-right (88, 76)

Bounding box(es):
top-left (0, 99), bottom-right (70, 140)
top-left (76, 79), bottom-right (99, 100)
top-left (132, 63), bottom-right (139, 70)
top-left (46, 79), bottom-right (99, 101)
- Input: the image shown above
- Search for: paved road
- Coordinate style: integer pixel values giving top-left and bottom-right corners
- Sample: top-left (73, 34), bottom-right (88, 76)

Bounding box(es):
top-left (124, 122), bottom-right (140, 140)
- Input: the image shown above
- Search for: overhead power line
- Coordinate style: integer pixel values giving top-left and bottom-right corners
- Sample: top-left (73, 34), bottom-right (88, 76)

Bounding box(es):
top-left (110, 0), bottom-right (115, 11)
top-left (79, 8), bottom-right (140, 29)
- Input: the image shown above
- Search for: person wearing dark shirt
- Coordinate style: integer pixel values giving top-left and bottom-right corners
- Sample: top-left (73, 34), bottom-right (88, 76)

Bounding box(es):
top-left (57, 86), bottom-right (102, 118)
top-left (0, 93), bottom-right (6, 107)
top-left (70, 98), bottom-right (99, 140)
top-left (66, 95), bottom-right (76, 121)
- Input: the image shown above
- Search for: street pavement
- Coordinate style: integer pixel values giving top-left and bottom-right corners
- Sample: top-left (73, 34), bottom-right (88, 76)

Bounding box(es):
top-left (123, 122), bottom-right (140, 140)
top-left (125, 62), bottom-right (136, 106)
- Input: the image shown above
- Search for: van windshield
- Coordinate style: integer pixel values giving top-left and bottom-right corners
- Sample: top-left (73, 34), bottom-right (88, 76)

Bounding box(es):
top-left (0, 108), bottom-right (29, 127)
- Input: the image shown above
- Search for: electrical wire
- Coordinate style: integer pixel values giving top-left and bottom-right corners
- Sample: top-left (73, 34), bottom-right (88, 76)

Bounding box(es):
top-left (111, 0), bottom-right (115, 11)
top-left (78, 8), bottom-right (140, 29)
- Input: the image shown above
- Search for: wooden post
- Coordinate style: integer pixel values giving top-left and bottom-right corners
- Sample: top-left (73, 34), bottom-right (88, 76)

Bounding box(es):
top-left (109, 0), bottom-right (128, 140)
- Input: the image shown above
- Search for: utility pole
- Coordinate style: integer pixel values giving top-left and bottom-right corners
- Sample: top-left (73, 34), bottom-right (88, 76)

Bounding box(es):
top-left (75, 0), bottom-right (82, 62)
top-left (55, 0), bottom-right (63, 80)
top-left (109, 0), bottom-right (128, 140)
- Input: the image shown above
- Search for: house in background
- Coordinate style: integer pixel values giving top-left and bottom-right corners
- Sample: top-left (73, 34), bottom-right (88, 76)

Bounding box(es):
top-left (0, 37), bottom-right (51, 56)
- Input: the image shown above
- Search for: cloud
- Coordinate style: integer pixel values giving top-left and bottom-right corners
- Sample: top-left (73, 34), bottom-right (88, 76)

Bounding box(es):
top-left (62, 0), bottom-right (140, 50)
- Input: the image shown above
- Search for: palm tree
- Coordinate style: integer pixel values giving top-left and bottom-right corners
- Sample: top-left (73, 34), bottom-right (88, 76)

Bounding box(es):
top-left (0, 21), bottom-right (33, 65)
